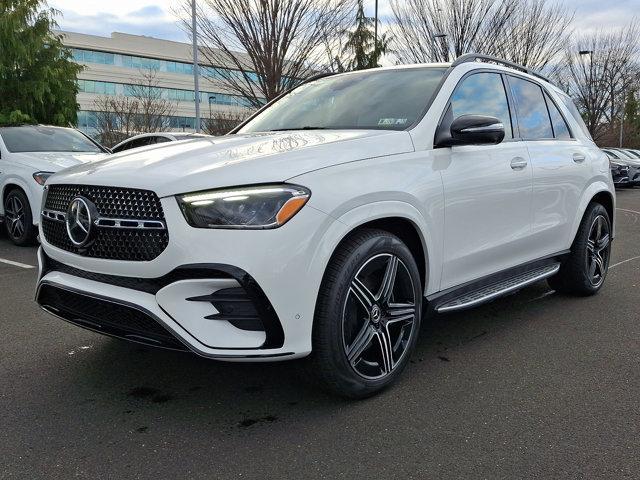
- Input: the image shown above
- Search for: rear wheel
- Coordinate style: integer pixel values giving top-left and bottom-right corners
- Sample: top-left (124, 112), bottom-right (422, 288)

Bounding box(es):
top-left (4, 189), bottom-right (36, 246)
top-left (309, 229), bottom-right (422, 398)
top-left (548, 203), bottom-right (611, 296)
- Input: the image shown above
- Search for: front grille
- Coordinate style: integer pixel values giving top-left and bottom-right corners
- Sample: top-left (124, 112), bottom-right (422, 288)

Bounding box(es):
top-left (37, 284), bottom-right (189, 351)
top-left (42, 185), bottom-right (169, 261)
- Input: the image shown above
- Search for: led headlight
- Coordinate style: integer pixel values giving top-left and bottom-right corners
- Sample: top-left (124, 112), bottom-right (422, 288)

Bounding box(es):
top-left (33, 172), bottom-right (54, 186)
top-left (176, 184), bottom-right (311, 229)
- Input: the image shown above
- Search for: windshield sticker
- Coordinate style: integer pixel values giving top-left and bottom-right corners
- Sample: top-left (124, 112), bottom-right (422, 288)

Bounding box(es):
top-left (378, 118), bottom-right (408, 126)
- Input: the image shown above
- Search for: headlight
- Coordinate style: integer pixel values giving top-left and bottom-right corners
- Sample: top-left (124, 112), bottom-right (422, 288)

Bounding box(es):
top-left (176, 184), bottom-right (311, 229)
top-left (33, 172), bottom-right (54, 186)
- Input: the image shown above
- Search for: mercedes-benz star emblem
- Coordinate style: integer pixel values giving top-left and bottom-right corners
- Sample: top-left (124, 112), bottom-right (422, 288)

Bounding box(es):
top-left (66, 197), bottom-right (94, 246)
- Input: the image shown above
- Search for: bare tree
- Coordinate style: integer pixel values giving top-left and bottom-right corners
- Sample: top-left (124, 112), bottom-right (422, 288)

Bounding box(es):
top-left (203, 109), bottom-right (251, 136)
top-left (493, 0), bottom-right (574, 71)
top-left (93, 68), bottom-right (176, 147)
top-left (389, 0), bottom-right (573, 70)
top-left (183, 0), bottom-right (356, 108)
top-left (389, 0), bottom-right (519, 63)
top-left (560, 22), bottom-right (640, 141)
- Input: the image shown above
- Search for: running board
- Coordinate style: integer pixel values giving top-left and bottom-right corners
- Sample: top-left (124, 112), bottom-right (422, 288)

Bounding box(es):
top-left (436, 263), bottom-right (560, 313)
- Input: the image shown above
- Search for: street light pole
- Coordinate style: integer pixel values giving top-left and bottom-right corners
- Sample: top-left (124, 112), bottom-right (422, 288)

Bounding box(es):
top-left (434, 33), bottom-right (448, 62)
top-left (374, 0), bottom-right (379, 55)
top-left (620, 86), bottom-right (626, 148)
top-left (191, 0), bottom-right (201, 133)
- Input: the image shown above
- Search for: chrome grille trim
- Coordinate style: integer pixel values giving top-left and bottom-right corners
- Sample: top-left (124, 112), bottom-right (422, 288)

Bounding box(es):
top-left (41, 210), bottom-right (166, 230)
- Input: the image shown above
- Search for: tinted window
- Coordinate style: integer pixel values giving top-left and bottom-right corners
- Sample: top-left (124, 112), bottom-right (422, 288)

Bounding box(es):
top-left (153, 136), bottom-right (171, 144)
top-left (113, 137), bottom-right (149, 153)
top-left (602, 149), bottom-right (620, 160)
top-left (239, 68), bottom-right (447, 133)
top-left (509, 76), bottom-right (553, 139)
top-left (544, 93), bottom-right (572, 140)
top-left (450, 72), bottom-right (513, 138)
top-left (0, 126), bottom-right (101, 153)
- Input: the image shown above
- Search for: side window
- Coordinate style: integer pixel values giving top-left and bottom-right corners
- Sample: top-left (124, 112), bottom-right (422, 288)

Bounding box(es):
top-left (450, 72), bottom-right (513, 138)
top-left (154, 136), bottom-right (171, 144)
top-left (560, 94), bottom-right (592, 140)
top-left (111, 141), bottom-right (130, 153)
top-left (544, 93), bottom-right (572, 140)
top-left (508, 76), bottom-right (553, 139)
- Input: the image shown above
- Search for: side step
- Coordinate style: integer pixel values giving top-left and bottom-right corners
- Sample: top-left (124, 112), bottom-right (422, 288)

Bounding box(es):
top-left (436, 263), bottom-right (560, 313)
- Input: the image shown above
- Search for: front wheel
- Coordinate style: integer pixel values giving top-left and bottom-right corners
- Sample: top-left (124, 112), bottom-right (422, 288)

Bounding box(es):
top-left (4, 189), bottom-right (36, 246)
top-left (308, 229), bottom-right (422, 398)
top-left (548, 203), bottom-right (612, 295)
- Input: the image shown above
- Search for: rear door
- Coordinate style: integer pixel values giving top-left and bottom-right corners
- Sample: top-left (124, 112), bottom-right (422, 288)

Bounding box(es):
top-left (507, 75), bottom-right (591, 258)
top-left (439, 71), bottom-right (533, 289)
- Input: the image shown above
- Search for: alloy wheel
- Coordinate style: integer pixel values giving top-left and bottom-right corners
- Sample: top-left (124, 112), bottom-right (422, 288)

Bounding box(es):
top-left (342, 253), bottom-right (417, 379)
top-left (5, 195), bottom-right (25, 240)
top-left (586, 214), bottom-right (610, 287)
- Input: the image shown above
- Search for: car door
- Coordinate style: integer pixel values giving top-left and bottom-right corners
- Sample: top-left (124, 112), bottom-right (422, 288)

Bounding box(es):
top-left (507, 75), bottom-right (590, 258)
top-left (439, 71), bottom-right (533, 289)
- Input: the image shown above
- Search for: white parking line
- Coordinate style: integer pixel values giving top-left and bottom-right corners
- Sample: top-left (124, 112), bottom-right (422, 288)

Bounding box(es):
top-left (610, 255), bottom-right (640, 270)
top-left (0, 257), bottom-right (35, 269)
top-left (616, 207), bottom-right (640, 216)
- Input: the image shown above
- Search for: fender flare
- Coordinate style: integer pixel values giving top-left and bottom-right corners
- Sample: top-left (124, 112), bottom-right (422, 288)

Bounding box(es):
top-left (306, 200), bottom-right (440, 297)
top-left (569, 180), bottom-right (615, 243)
top-left (1, 176), bottom-right (40, 225)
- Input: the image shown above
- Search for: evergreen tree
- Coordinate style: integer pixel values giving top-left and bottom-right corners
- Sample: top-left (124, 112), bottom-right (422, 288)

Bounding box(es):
top-left (342, 0), bottom-right (391, 71)
top-left (0, 0), bottom-right (82, 125)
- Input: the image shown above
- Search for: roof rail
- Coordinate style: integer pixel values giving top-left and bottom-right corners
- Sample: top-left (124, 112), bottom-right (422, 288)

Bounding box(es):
top-left (451, 53), bottom-right (551, 83)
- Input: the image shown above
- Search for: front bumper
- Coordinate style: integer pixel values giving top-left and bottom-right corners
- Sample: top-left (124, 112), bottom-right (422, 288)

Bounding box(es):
top-left (36, 198), bottom-right (341, 361)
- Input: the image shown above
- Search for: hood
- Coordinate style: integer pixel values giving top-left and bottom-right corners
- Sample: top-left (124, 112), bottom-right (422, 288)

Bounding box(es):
top-left (47, 130), bottom-right (414, 197)
top-left (11, 151), bottom-right (108, 172)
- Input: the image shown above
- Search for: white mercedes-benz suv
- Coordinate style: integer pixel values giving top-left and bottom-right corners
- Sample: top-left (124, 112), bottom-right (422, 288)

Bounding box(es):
top-left (0, 125), bottom-right (108, 245)
top-left (36, 55), bottom-right (615, 397)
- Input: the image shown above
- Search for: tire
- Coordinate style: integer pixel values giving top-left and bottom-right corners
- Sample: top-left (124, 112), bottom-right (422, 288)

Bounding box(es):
top-left (547, 202), bottom-right (612, 296)
top-left (308, 228), bottom-right (423, 398)
top-left (3, 189), bottom-right (36, 246)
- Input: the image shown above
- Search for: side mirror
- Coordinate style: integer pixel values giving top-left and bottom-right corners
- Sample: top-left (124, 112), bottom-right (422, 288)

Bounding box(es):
top-left (435, 114), bottom-right (505, 147)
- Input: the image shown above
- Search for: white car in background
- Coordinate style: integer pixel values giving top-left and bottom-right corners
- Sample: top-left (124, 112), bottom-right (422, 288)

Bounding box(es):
top-left (111, 132), bottom-right (212, 153)
top-left (0, 125), bottom-right (109, 245)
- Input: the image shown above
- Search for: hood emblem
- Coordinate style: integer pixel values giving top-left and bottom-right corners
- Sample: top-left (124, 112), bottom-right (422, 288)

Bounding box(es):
top-left (66, 197), bottom-right (95, 246)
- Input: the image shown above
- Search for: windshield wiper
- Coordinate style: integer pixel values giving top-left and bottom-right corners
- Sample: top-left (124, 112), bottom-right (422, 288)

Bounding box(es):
top-left (269, 126), bottom-right (327, 131)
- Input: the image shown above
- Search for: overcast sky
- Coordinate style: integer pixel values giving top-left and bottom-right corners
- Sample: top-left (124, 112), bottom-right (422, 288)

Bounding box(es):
top-left (50, 0), bottom-right (638, 44)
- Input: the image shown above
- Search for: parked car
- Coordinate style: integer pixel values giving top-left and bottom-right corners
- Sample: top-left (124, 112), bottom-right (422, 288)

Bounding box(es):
top-left (111, 132), bottom-right (211, 153)
top-left (36, 54), bottom-right (615, 398)
top-left (602, 148), bottom-right (640, 186)
top-left (609, 158), bottom-right (631, 187)
top-left (0, 125), bottom-right (109, 245)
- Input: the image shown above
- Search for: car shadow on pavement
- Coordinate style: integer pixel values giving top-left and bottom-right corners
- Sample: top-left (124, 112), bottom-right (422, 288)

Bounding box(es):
top-left (49, 280), bottom-right (561, 425)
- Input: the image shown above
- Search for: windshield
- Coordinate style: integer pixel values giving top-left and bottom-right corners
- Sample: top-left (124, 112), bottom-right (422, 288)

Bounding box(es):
top-left (239, 67), bottom-right (447, 133)
top-left (0, 126), bottom-right (102, 153)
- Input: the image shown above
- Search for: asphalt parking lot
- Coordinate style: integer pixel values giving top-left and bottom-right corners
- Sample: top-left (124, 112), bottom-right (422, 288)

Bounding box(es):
top-left (1, 190), bottom-right (640, 479)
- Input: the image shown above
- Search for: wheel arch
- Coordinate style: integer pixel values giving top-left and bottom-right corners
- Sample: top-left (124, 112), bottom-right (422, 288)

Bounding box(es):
top-left (570, 183), bottom-right (615, 246)
top-left (315, 200), bottom-right (438, 296)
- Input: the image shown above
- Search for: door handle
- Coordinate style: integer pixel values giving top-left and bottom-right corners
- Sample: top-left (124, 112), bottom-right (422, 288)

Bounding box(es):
top-left (573, 153), bottom-right (586, 163)
top-left (510, 157), bottom-right (528, 170)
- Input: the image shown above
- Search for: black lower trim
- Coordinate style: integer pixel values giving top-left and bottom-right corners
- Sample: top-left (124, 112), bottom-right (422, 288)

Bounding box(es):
top-left (37, 283), bottom-right (189, 351)
top-left (36, 281), bottom-right (294, 359)
top-left (426, 251), bottom-right (570, 314)
top-left (40, 253), bottom-right (285, 349)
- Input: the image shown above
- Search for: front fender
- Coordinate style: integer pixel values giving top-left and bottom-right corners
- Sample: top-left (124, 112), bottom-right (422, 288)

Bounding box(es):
top-left (305, 200), bottom-right (441, 297)
top-left (0, 175), bottom-right (43, 225)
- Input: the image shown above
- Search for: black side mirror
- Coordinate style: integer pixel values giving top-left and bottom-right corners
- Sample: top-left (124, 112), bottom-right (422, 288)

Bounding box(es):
top-left (435, 114), bottom-right (505, 147)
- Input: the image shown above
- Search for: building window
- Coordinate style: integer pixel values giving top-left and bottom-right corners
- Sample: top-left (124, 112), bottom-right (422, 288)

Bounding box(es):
top-left (72, 49), bottom-right (115, 65)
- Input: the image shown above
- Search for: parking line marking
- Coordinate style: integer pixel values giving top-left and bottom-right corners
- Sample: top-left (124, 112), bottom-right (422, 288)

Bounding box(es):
top-left (610, 255), bottom-right (640, 270)
top-left (616, 208), bottom-right (640, 216)
top-left (0, 257), bottom-right (35, 269)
